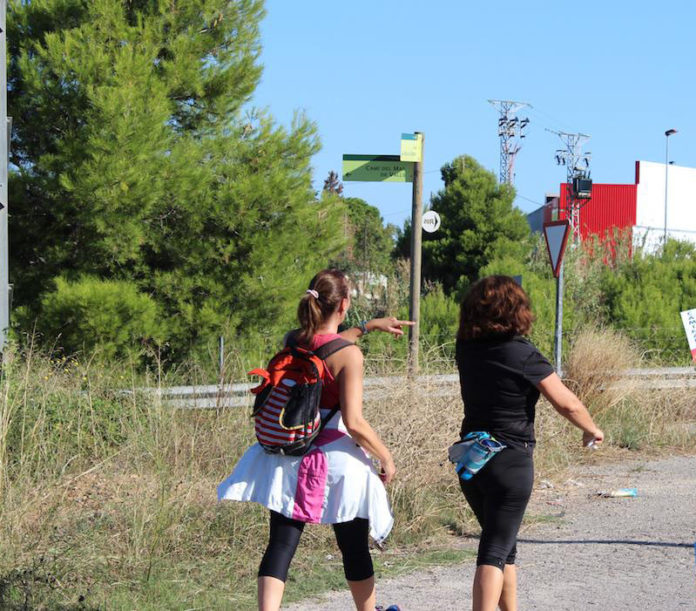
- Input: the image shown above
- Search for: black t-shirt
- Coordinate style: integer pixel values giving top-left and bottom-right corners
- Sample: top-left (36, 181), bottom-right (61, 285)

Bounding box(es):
top-left (455, 335), bottom-right (554, 450)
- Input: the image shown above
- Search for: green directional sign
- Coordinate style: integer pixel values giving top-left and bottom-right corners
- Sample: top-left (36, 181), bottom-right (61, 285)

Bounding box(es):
top-left (342, 154), bottom-right (414, 183)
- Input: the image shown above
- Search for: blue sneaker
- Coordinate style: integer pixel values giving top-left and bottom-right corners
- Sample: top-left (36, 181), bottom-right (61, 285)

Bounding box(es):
top-left (376, 606), bottom-right (401, 611)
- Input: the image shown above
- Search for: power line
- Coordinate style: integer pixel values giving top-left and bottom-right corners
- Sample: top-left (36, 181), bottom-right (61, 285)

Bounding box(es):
top-left (516, 194), bottom-right (544, 207)
top-left (526, 106), bottom-right (576, 134)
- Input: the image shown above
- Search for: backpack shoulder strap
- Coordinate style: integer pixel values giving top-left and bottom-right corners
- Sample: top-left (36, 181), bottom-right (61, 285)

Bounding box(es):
top-left (313, 337), bottom-right (354, 360)
top-left (314, 338), bottom-right (354, 431)
top-left (320, 405), bottom-right (340, 430)
top-left (284, 329), bottom-right (301, 348)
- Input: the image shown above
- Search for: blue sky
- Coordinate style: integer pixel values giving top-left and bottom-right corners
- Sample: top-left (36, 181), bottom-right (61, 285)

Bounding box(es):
top-left (254, 1), bottom-right (695, 228)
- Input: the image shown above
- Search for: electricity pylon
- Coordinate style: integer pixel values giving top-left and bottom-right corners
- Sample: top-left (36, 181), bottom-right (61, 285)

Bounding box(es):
top-left (488, 99), bottom-right (532, 185)
top-left (547, 129), bottom-right (591, 244)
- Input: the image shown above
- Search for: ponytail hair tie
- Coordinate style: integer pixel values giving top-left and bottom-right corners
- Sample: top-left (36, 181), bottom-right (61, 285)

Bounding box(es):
top-left (306, 289), bottom-right (319, 299)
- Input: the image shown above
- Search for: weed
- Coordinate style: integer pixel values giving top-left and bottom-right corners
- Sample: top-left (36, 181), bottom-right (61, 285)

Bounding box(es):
top-left (0, 333), bottom-right (693, 608)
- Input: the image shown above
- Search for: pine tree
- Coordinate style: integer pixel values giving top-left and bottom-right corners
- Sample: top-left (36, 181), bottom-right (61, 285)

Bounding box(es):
top-left (323, 170), bottom-right (343, 195)
top-left (337, 197), bottom-right (394, 275)
top-left (395, 155), bottom-right (530, 295)
top-left (9, 0), bottom-right (343, 359)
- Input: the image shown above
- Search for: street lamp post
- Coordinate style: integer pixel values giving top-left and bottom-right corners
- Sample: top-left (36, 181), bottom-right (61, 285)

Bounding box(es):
top-left (664, 128), bottom-right (677, 243)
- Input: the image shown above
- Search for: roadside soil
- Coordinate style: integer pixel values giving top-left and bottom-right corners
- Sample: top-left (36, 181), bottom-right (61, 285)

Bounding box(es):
top-left (285, 453), bottom-right (696, 610)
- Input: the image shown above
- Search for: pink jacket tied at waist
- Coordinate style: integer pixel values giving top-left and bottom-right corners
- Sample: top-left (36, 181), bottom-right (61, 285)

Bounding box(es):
top-left (292, 428), bottom-right (346, 522)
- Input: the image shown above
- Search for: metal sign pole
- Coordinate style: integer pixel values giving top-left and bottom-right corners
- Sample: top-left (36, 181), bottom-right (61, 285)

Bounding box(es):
top-left (554, 260), bottom-right (563, 376)
top-left (544, 219), bottom-right (570, 377)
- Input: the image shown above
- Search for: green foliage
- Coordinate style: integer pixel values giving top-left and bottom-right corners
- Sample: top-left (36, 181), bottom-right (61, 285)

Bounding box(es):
top-left (352, 283), bottom-right (459, 373)
top-left (419, 284), bottom-right (459, 353)
top-left (331, 196), bottom-right (396, 275)
top-left (483, 233), bottom-right (635, 359)
top-left (600, 239), bottom-right (696, 362)
top-left (482, 232), bottom-right (696, 365)
top-left (396, 155), bottom-right (531, 295)
top-left (33, 276), bottom-right (164, 360)
top-left (9, 0), bottom-right (344, 360)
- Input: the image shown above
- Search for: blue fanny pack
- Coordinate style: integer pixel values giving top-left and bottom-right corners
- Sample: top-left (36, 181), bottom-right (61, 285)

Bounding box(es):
top-left (447, 431), bottom-right (506, 480)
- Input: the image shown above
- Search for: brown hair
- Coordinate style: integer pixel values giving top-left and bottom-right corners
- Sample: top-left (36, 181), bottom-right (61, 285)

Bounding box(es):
top-left (297, 269), bottom-right (350, 344)
top-left (457, 275), bottom-right (534, 341)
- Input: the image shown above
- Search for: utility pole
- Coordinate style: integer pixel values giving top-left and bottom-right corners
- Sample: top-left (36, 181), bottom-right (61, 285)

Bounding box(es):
top-left (488, 99), bottom-right (531, 185)
top-left (408, 132), bottom-right (424, 377)
top-left (548, 129), bottom-right (591, 244)
top-left (0, 0), bottom-right (9, 351)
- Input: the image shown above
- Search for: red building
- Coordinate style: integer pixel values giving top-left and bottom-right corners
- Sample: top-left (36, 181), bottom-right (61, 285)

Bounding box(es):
top-left (529, 161), bottom-right (696, 251)
top-left (543, 182), bottom-right (637, 242)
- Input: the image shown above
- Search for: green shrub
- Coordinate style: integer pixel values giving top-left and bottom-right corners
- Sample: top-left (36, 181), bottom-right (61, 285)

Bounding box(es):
top-left (600, 239), bottom-right (696, 363)
top-left (419, 285), bottom-right (459, 348)
top-left (35, 276), bottom-right (164, 360)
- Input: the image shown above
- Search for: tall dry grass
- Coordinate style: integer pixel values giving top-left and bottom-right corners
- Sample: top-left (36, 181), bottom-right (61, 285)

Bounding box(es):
top-left (0, 329), bottom-right (694, 608)
top-left (536, 326), bottom-right (695, 478)
top-left (564, 327), bottom-right (639, 407)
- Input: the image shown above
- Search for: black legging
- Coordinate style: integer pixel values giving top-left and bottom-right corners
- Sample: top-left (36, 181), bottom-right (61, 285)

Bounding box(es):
top-left (459, 446), bottom-right (534, 569)
top-left (258, 510), bottom-right (374, 582)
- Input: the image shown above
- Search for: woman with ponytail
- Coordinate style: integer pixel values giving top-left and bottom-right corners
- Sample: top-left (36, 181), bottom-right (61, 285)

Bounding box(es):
top-left (218, 269), bottom-right (413, 611)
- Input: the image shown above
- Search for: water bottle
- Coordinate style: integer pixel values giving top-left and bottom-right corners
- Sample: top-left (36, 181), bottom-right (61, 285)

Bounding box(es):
top-left (456, 437), bottom-right (504, 480)
top-left (599, 488), bottom-right (637, 498)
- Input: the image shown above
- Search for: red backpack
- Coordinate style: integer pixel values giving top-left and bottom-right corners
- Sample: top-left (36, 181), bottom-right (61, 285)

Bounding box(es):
top-left (248, 336), bottom-right (352, 456)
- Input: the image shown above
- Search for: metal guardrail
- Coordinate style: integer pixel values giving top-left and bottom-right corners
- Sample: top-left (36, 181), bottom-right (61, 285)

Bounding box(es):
top-left (141, 367), bottom-right (696, 409)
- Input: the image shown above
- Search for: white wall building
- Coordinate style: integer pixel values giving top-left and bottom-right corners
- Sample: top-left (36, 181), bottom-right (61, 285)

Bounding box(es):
top-left (634, 161), bottom-right (696, 251)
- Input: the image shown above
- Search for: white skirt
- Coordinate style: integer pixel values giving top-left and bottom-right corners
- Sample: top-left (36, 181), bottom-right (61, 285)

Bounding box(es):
top-left (217, 411), bottom-right (394, 543)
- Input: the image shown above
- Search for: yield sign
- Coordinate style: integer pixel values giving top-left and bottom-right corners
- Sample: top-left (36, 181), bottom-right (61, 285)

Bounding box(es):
top-left (543, 220), bottom-right (571, 278)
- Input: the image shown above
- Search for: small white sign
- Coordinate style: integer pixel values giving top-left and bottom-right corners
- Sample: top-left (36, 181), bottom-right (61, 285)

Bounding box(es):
top-left (422, 210), bottom-right (441, 233)
top-left (680, 307), bottom-right (696, 362)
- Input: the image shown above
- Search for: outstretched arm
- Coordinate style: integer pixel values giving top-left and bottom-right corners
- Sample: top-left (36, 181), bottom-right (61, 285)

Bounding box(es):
top-left (537, 373), bottom-right (605, 447)
top-left (340, 317), bottom-right (415, 343)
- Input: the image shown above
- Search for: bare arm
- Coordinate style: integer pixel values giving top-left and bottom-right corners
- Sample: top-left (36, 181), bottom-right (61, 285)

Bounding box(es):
top-left (339, 317), bottom-right (415, 343)
top-left (537, 373), bottom-right (605, 447)
top-left (332, 345), bottom-right (396, 483)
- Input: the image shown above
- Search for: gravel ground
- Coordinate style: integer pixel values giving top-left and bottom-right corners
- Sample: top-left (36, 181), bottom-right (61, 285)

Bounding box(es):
top-left (285, 454), bottom-right (696, 610)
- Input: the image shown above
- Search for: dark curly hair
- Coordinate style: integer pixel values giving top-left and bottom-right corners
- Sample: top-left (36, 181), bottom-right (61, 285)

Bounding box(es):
top-left (457, 275), bottom-right (534, 340)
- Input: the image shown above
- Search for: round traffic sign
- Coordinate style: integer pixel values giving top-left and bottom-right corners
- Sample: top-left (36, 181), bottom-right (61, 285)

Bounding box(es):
top-left (422, 210), bottom-right (441, 233)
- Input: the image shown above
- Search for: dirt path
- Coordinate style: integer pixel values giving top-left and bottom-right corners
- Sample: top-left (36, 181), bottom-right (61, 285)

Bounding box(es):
top-left (285, 454), bottom-right (696, 610)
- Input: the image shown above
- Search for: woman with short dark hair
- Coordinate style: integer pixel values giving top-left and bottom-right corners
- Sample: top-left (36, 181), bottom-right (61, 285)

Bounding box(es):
top-left (455, 275), bottom-right (603, 611)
